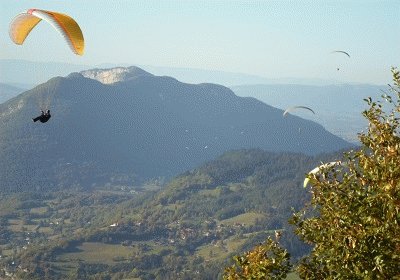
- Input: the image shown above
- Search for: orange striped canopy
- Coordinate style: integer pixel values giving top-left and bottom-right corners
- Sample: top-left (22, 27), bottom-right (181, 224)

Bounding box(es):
top-left (9, 9), bottom-right (84, 55)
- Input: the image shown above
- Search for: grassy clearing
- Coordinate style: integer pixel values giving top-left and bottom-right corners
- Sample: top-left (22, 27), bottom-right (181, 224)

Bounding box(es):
top-left (228, 183), bottom-right (248, 192)
top-left (197, 234), bottom-right (249, 262)
top-left (198, 188), bottom-right (220, 197)
top-left (7, 219), bottom-right (38, 232)
top-left (0, 197), bottom-right (19, 216)
top-left (225, 237), bottom-right (247, 253)
top-left (197, 243), bottom-right (227, 261)
top-left (58, 242), bottom-right (135, 264)
top-left (219, 212), bottom-right (266, 226)
top-left (57, 208), bottom-right (68, 214)
top-left (2, 248), bottom-right (14, 257)
top-left (142, 184), bottom-right (162, 192)
top-left (8, 219), bottom-right (22, 225)
top-left (38, 227), bottom-right (53, 234)
top-left (30, 207), bottom-right (48, 215)
top-left (15, 225), bottom-right (38, 232)
top-left (164, 203), bottom-right (183, 211)
top-left (286, 272), bottom-right (301, 279)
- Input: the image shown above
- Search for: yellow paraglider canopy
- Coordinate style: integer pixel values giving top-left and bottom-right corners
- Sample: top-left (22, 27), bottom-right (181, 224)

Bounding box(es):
top-left (9, 9), bottom-right (84, 55)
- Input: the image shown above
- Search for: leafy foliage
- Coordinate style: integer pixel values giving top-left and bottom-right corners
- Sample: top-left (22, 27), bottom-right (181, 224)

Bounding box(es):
top-left (290, 68), bottom-right (400, 279)
top-left (223, 237), bottom-right (291, 280)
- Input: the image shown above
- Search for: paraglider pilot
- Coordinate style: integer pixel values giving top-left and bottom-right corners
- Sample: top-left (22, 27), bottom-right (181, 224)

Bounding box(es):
top-left (32, 110), bottom-right (51, 123)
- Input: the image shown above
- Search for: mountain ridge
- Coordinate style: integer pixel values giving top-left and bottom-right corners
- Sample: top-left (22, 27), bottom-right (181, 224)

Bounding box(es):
top-left (3, 59), bottom-right (384, 87)
top-left (0, 66), bottom-right (354, 192)
top-left (80, 66), bottom-right (154, 84)
top-left (0, 83), bottom-right (26, 104)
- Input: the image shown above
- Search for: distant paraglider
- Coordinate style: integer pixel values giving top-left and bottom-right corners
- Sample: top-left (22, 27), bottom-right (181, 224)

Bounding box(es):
top-left (283, 106), bottom-right (315, 117)
top-left (9, 9), bottom-right (85, 122)
top-left (331, 50), bottom-right (350, 71)
top-left (303, 161), bottom-right (342, 188)
top-left (331, 50), bottom-right (350, 58)
top-left (9, 9), bottom-right (84, 55)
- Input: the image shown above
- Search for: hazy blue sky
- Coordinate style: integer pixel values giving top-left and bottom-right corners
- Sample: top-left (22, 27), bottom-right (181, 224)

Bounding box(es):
top-left (1, 0), bottom-right (399, 84)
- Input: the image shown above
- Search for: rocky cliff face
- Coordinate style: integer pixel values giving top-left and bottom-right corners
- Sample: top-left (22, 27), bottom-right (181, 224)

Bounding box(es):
top-left (80, 66), bottom-right (153, 84)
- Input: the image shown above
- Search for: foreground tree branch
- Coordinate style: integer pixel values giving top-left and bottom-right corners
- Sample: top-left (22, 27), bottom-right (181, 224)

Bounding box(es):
top-left (290, 67), bottom-right (400, 279)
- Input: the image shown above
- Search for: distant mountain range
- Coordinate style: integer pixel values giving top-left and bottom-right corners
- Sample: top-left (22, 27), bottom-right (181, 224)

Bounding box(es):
top-left (0, 59), bottom-right (87, 88)
top-left (0, 60), bottom-right (384, 142)
top-left (0, 66), bottom-right (353, 192)
top-left (0, 83), bottom-right (27, 104)
top-left (0, 59), bottom-right (345, 88)
top-left (231, 84), bottom-right (385, 143)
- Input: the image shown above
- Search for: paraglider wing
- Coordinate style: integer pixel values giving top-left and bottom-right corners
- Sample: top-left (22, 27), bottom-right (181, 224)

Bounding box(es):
top-left (283, 106), bottom-right (315, 117)
top-left (331, 50), bottom-right (350, 58)
top-left (303, 161), bottom-right (341, 188)
top-left (9, 9), bottom-right (84, 55)
top-left (9, 13), bottom-right (42, 45)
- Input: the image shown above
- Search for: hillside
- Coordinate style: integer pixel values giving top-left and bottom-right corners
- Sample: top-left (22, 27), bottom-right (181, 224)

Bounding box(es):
top-left (1, 149), bottom-right (344, 279)
top-left (0, 66), bottom-right (353, 192)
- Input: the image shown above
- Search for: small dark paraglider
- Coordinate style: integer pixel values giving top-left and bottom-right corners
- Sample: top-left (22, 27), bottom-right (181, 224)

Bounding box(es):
top-left (331, 50), bottom-right (350, 71)
top-left (32, 110), bottom-right (51, 123)
top-left (331, 50), bottom-right (350, 58)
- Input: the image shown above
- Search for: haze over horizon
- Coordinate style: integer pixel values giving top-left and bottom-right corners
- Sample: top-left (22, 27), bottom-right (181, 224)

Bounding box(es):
top-left (0, 2), bottom-right (399, 279)
top-left (1, 1), bottom-right (399, 85)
